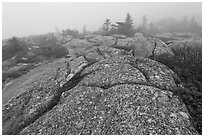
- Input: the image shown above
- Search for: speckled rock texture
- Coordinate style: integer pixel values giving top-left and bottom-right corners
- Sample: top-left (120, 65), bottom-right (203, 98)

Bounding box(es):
top-left (2, 35), bottom-right (198, 135)
top-left (2, 53), bottom-right (198, 135)
top-left (2, 56), bottom-right (89, 135)
top-left (62, 34), bottom-right (174, 59)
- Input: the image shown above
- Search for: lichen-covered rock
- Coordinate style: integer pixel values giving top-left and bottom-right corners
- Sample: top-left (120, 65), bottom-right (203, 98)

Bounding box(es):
top-left (2, 58), bottom-right (71, 134)
top-left (153, 38), bottom-right (174, 56)
top-left (87, 35), bottom-right (116, 47)
top-left (63, 38), bottom-right (95, 58)
top-left (20, 84), bottom-right (197, 135)
top-left (3, 55), bottom-right (197, 135)
top-left (131, 37), bottom-right (156, 57)
top-left (98, 46), bottom-right (130, 58)
top-left (62, 35), bottom-right (174, 60)
top-left (2, 58), bottom-right (68, 105)
top-left (79, 62), bottom-right (147, 88)
top-left (2, 34), bottom-right (199, 135)
top-left (2, 56), bottom-right (89, 135)
top-left (111, 37), bottom-right (173, 58)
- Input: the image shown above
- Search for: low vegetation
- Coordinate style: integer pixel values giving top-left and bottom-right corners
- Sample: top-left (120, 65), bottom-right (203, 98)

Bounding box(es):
top-left (151, 43), bottom-right (202, 134)
top-left (2, 36), bottom-right (68, 88)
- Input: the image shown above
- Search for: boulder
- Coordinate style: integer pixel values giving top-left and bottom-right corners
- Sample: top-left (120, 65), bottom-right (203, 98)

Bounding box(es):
top-left (112, 37), bottom-right (173, 58)
top-left (62, 35), bottom-right (174, 60)
top-left (87, 35), bottom-right (116, 47)
top-left (156, 33), bottom-right (179, 44)
top-left (63, 39), bottom-right (95, 58)
top-left (153, 38), bottom-right (174, 56)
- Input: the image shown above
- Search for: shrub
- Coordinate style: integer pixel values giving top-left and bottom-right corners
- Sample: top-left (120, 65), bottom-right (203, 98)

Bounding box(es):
top-left (155, 45), bottom-right (202, 86)
top-left (151, 44), bottom-right (202, 134)
top-left (2, 37), bottom-right (28, 61)
top-left (62, 29), bottom-right (80, 38)
top-left (34, 36), bottom-right (69, 59)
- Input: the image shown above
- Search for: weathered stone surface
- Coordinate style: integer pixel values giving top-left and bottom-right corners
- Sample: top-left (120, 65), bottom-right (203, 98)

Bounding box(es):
top-left (2, 54), bottom-right (197, 135)
top-left (63, 38), bottom-right (95, 58)
top-left (87, 35), bottom-right (116, 47)
top-left (2, 58), bottom-right (71, 134)
top-left (61, 35), bottom-right (174, 60)
top-left (2, 34), bottom-right (199, 135)
top-left (79, 62), bottom-right (147, 88)
top-left (116, 37), bottom-right (135, 48)
top-left (98, 46), bottom-right (130, 58)
top-left (2, 56), bottom-right (89, 135)
top-left (2, 58), bottom-right (68, 105)
top-left (132, 37), bottom-right (156, 57)
top-left (69, 56), bottom-right (88, 74)
top-left (113, 37), bottom-right (173, 58)
top-left (153, 38), bottom-right (174, 56)
top-left (19, 84), bottom-right (197, 135)
top-left (82, 47), bottom-right (107, 64)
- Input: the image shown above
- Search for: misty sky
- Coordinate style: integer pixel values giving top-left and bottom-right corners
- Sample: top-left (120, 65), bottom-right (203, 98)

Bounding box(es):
top-left (2, 2), bottom-right (202, 39)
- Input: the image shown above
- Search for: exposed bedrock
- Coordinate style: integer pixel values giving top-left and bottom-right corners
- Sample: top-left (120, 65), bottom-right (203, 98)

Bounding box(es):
top-left (2, 53), bottom-right (198, 135)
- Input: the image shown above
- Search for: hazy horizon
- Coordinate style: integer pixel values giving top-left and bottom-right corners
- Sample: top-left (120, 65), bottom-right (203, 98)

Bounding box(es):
top-left (2, 2), bottom-right (202, 39)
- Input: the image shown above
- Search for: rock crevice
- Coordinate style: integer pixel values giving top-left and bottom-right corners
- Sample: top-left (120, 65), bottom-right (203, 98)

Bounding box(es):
top-left (2, 35), bottom-right (199, 135)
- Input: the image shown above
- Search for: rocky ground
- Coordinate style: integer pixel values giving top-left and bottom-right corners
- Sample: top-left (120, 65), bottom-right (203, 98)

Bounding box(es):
top-left (2, 34), bottom-right (201, 135)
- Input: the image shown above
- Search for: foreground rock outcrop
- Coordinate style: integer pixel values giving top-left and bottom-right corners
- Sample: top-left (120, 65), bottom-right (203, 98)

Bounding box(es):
top-left (2, 52), bottom-right (198, 134)
top-left (3, 33), bottom-right (201, 135)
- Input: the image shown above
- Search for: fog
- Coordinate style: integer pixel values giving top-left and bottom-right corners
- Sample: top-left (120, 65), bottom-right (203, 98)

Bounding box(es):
top-left (2, 2), bottom-right (202, 39)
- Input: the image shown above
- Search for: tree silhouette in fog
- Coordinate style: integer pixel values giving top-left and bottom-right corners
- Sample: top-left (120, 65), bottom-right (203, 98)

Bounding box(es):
top-left (98, 14), bottom-right (201, 36)
top-left (3, 37), bottom-right (28, 61)
top-left (100, 13), bottom-right (135, 36)
top-left (102, 19), bottom-right (112, 35)
top-left (62, 28), bottom-right (80, 38)
top-left (114, 13), bottom-right (134, 36)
